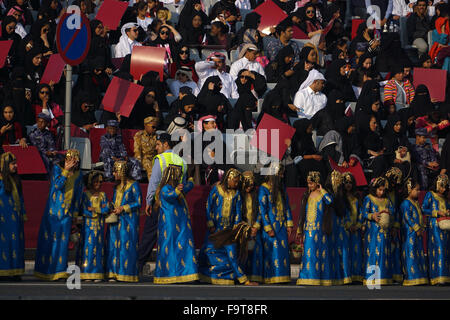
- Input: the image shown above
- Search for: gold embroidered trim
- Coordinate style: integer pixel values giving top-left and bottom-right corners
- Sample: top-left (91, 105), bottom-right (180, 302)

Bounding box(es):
top-left (153, 273), bottom-right (199, 284)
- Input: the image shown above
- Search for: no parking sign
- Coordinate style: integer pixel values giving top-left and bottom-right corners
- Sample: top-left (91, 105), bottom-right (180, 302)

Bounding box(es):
top-left (56, 8), bottom-right (91, 66)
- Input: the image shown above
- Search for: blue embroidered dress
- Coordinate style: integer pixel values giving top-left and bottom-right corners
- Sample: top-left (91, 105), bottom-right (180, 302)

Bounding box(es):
top-left (198, 184), bottom-right (248, 285)
top-left (361, 195), bottom-right (395, 285)
top-left (330, 209), bottom-right (352, 285)
top-left (34, 165), bottom-right (83, 280)
top-left (259, 183), bottom-right (293, 284)
top-left (422, 191), bottom-right (450, 285)
top-left (105, 180), bottom-right (142, 282)
top-left (400, 199), bottom-right (428, 286)
top-left (0, 177), bottom-right (26, 276)
top-left (79, 191), bottom-right (109, 280)
top-left (154, 178), bottom-right (199, 284)
top-left (297, 189), bottom-right (335, 285)
top-left (387, 191), bottom-right (403, 282)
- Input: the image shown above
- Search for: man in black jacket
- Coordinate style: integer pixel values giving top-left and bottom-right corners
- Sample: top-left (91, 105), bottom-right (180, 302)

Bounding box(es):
top-left (406, 0), bottom-right (431, 55)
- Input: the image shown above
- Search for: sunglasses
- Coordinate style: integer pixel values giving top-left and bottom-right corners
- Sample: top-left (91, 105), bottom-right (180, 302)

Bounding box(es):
top-left (149, 125), bottom-right (157, 128)
top-left (40, 90), bottom-right (49, 94)
top-left (306, 10), bottom-right (315, 14)
top-left (146, 94), bottom-right (156, 98)
top-left (131, 28), bottom-right (138, 32)
top-left (180, 50), bottom-right (189, 54)
top-left (160, 31), bottom-right (169, 35)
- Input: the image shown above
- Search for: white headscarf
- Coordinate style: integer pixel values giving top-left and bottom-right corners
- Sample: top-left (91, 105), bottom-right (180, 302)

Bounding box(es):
top-left (299, 69), bottom-right (326, 91)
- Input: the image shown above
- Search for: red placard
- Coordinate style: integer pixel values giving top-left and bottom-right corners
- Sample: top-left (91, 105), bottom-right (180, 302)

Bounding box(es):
top-left (0, 40), bottom-right (13, 68)
top-left (101, 77), bottom-right (144, 118)
top-left (3, 145), bottom-right (47, 174)
top-left (250, 113), bottom-right (295, 160)
top-left (328, 157), bottom-right (368, 186)
top-left (95, 0), bottom-right (128, 30)
top-left (351, 19), bottom-right (365, 40)
top-left (413, 67), bottom-right (448, 102)
top-left (292, 26), bottom-right (309, 39)
top-left (253, 0), bottom-right (288, 35)
top-left (130, 46), bottom-right (166, 82)
top-left (40, 54), bottom-right (66, 84)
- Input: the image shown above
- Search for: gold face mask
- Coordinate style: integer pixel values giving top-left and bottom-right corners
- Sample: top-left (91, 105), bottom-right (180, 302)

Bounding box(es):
top-left (241, 171), bottom-right (255, 191)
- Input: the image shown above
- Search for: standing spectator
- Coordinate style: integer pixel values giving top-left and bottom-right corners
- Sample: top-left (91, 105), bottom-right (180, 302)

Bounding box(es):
top-left (406, 0), bottom-right (431, 56)
top-left (411, 128), bottom-right (440, 189)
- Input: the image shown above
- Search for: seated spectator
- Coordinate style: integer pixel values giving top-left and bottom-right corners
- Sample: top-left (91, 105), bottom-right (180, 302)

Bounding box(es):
top-left (195, 52), bottom-right (239, 99)
top-left (383, 114), bottom-right (412, 178)
top-left (149, 23), bottom-right (182, 68)
top-left (133, 116), bottom-right (159, 180)
top-left (136, 1), bottom-right (153, 32)
top-left (411, 128), bottom-right (440, 189)
top-left (125, 87), bottom-right (162, 129)
top-left (71, 93), bottom-right (98, 132)
top-left (206, 21), bottom-right (232, 49)
top-left (115, 22), bottom-right (141, 58)
top-left (178, 0), bottom-right (209, 31)
top-left (164, 93), bottom-right (196, 131)
top-left (406, 0), bottom-right (431, 56)
top-left (273, 0), bottom-right (295, 14)
top-left (293, 69), bottom-right (332, 135)
top-left (228, 92), bottom-right (257, 130)
top-left (351, 68), bottom-right (373, 100)
top-left (325, 89), bottom-right (346, 124)
top-left (265, 45), bottom-right (295, 83)
top-left (209, 0), bottom-right (241, 31)
top-left (265, 22), bottom-right (301, 63)
top-left (233, 12), bottom-right (263, 50)
top-left (197, 76), bottom-right (232, 130)
top-left (349, 42), bottom-right (369, 69)
top-left (180, 12), bottom-right (206, 46)
top-left (229, 43), bottom-right (266, 80)
top-left (291, 118), bottom-right (328, 186)
top-left (88, 20), bottom-right (114, 74)
top-left (29, 113), bottom-right (57, 173)
top-left (0, 103), bottom-right (27, 149)
top-left (415, 104), bottom-right (450, 152)
top-left (324, 59), bottom-right (356, 102)
top-left (169, 44), bottom-right (199, 82)
top-left (235, 68), bottom-right (267, 98)
top-left (100, 120), bottom-right (143, 181)
top-left (335, 116), bottom-right (363, 167)
top-left (169, 67), bottom-right (199, 96)
top-left (6, 67), bottom-right (35, 128)
top-left (429, 5), bottom-right (450, 72)
top-left (32, 83), bottom-right (63, 138)
top-left (418, 53), bottom-right (433, 69)
top-left (349, 23), bottom-right (381, 57)
top-left (383, 66), bottom-right (415, 109)
top-left (256, 90), bottom-right (286, 125)
top-left (362, 115), bottom-right (390, 178)
top-left (24, 47), bottom-right (44, 91)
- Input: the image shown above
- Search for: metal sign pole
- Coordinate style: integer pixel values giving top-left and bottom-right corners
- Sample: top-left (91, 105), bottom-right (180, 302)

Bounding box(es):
top-left (64, 64), bottom-right (72, 149)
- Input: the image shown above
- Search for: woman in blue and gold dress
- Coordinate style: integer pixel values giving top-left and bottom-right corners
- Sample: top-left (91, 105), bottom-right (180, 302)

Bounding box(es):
top-left (0, 152), bottom-right (26, 280)
top-left (105, 161), bottom-right (142, 282)
top-left (198, 168), bottom-right (256, 285)
top-left (326, 171), bottom-right (352, 285)
top-left (342, 172), bottom-right (364, 282)
top-left (153, 165), bottom-right (199, 284)
top-left (241, 171), bottom-right (263, 283)
top-left (385, 167), bottom-right (404, 283)
top-left (297, 171), bottom-right (334, 285)
top-left (422, 174), bottom-right (450, 285)
top-left (259, 163), bottom-right (293, 284)
top-left (79, 171), bottom-right (109, 282)
top-left (361, 177), bottom-right (395, 285)
top-left (400, 178), bottom-right (428, 286)
top-left (34, 149), bottom-right (84, 281)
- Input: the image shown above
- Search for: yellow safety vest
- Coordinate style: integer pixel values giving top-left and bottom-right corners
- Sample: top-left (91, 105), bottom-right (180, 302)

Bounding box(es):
top-left (154, 152), bottom-right (186, 182)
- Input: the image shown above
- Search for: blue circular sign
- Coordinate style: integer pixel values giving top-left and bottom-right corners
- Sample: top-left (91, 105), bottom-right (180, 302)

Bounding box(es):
top-left (56, 12), bottom-right (91, 66)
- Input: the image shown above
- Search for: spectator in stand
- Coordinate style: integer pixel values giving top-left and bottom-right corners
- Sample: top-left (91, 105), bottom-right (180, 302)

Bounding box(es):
top-left (125, 87), bottom-right (162, 129)
top-left (412, 127), bottom-right (440, 189)
top-left (229, 43), bottom-right (266, 80)
top-left (169, 44), bottom-right (199, 82)
top-left (29, 113), bottom-right (57, 173)
top-left (235, 68), bottom-right (267, 98)
top-left (133, 116), bottom-right (159, 180)
top-left (233, 12), bottom-right (263, 49)
top-left (178, 0), bottom-right (208, 31)
top-left (0, 16), bottom-right (21, 64)
top-left (415, 103), bottom-right (450, 152)
top-left (164, 93), bottom-right (196, 131)
top-left (88, 20), bottom-right (114, 75)
top-left (228, 92), bottom-right (257, 130)
top-left (383, 65), bottom-right (415, 109)
top-left (195, 52), bottom-right (239, 99)
top-left (324, 59), bottom-right (356, 102)
top-left (32, 83), bottom-right (63, 138)
top-left (407, 0), bottom-right (432, 56)
top-left (71, 93), bottom-right (98, 133)
top-left (362, 114), bottom-right (390, 178)
top-left (265, 42), bottom-right (295, 83)
top-left (24, 47), bottom-right (44, 91)
top-left (150, 23), bottom-right (182, 75)
top-left (100, 120), bottom-right (143, 181)
top-left (136, 1), bottom-right (153, 32)
top-left (209, 0), bottom-right (241, 31)
top-left (169, 67), bottom-right (200, 96)
top-left (206, 21), bottom-right (232, 49)
top-left (0, 103), bottom-right (28, 149)
top-left (392, 0), bottom-right (414, 20)
top-left (7, 6), bottom-right (26, 39)
top-left (418, 53), bottom-right (434, 68)
top-left (266, 22), bottom-right (301, 63)
top-left (429, 4), bottom-right (450, 72)
top-left (180, 12), bottom-right (206, 46)
top-left (114, 22), bottom-right (141, 58)
top-left (349, 23), bottom-right (381, 57)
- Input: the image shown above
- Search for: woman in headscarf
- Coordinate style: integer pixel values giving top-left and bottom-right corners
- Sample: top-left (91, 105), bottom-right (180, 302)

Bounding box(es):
top-left (362, 115), bottom-right (389, 177)
top-left (178, 0), bottom-right (208, 30)
top-left (32, 83), bottom-right (63, 137)
top-left (27, 18), bottom-right (53, 57)
top-left (209, 0), bottom-right (240, 29)
top-left (233, 12), bottom-right (262, 47)
top-left (149, 23), bottom-right (182, 75)
top-left (256, 89), bottom-right (286, 125)
top-left (71, 93), bottom-right (98, 132)
top-left (356, 92), bottom-right (383, 143)
top-left (169, 44), bottom-right (199, 82)
top-left (354, 79), bottom-right (380, 113)
top-left (264, 45), bottom-right (295, 83)
top-left (180, 13), bottom-right (206, 46)
top-left (24, 46), bottom-right (44, 91)
top-left (74, 56), bottom-right (111, 105)
top-left (349, 22), bottom-right (381, 57)
top-left (356, 52), bottom-right (381, 81)
top-left (87, 20), bottom-right (114, 74)
top-left (164, 93), bottom-right (196, 132)
top-left (0, 103), bottom-right (27, 149)
top-left (235, 68), bottom-right (267, 97)
top-left (324, 58), bottom-right (356, 102)
top-left (126, 87), bottom-right (162, 129)
top-left (273, 0), bottom-right (295, 14)
top-left (291, 118), bottom-right (327, 187)
top-left (206, 21), bottom-right (232, 49)
top-left (325, 89), bottom-right (346, 124)
top-left (335, 116), bottom-right (363, 166)
top-left (228, 92), bottom-right (257, 130)
top-left (410, 84), bottom-right (434, 118)
top-left (0, 16), bottom-right (22, 64)
top-left (197, 76), bottom-right (231, 130)
top-left (288, 51), bottom-right (314, 97)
